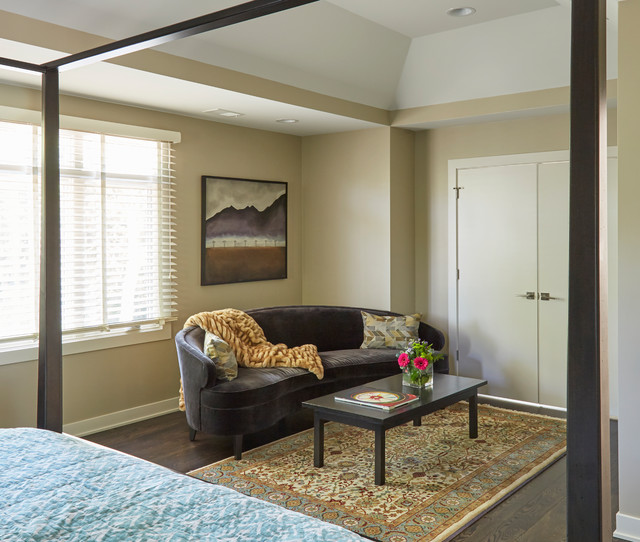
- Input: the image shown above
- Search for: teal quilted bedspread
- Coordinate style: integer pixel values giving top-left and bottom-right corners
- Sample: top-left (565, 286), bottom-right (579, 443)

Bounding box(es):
top-left (0, 428), bottom-right (367, 541)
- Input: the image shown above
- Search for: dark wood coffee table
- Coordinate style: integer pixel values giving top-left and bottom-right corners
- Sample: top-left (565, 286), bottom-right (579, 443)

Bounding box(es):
top-left (302, 373), bottom-right (488, 485)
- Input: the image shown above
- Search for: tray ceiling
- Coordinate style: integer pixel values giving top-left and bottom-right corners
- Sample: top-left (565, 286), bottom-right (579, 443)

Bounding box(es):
top-left (0, 0), bottom-right (618, 135)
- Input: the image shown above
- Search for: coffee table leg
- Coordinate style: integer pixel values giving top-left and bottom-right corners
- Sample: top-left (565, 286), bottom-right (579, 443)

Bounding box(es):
top-left (469, 393), bottom-right (478, 439)
top-left (374, 427), bottom-right (385, 485)
top-left (314, 414), bottom-right (324, 468)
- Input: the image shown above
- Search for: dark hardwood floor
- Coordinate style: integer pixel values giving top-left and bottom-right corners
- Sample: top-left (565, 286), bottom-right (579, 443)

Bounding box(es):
top-left (85, 410), bottom-right (622, 542)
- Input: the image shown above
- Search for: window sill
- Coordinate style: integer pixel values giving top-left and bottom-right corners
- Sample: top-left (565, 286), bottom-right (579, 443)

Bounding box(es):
top-left (0, 323), bottom-right (173, 367)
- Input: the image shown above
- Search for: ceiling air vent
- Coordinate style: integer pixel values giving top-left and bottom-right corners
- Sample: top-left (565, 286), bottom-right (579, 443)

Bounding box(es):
top-left (203, 108), bottom-right (245, 118)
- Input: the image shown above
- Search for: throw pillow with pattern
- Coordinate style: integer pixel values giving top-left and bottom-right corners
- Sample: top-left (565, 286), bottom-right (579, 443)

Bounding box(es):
top-left (359, 311), bottom-right (421, 349)
top-left (203, 331), bottom-right (238, 381)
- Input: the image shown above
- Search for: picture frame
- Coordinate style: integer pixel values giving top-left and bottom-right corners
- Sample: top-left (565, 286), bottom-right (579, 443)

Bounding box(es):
top-left (201, 176), bottom-right (287, 285)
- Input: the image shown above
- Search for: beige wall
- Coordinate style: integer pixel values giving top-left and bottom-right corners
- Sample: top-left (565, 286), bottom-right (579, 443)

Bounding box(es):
top-left (414, 111), bottom-right (618, 338)
top-left (301, 127), bottom-right (392, 309)
top-left (0, 361), bottom-right (36, 428)
top-left (390, 128), bottom-right (416, 314)
top-left (616, 0), bottom-right (640, 535)
top-left (0, 84), bottom-right (303, 429)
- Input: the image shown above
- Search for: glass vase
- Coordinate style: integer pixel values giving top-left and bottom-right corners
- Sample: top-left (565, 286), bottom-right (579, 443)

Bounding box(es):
top-left (402, 364), bottom-right (434, 389)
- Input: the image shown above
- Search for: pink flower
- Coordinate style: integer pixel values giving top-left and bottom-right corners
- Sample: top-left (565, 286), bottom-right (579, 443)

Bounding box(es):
top-left (398, 352), bottom-right (410, 368)
top-left (414, 357), bottom-right (429, 371)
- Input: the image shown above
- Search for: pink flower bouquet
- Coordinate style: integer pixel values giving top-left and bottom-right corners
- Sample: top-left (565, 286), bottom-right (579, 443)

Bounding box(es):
top-left (397, 340), bottom-right (443, 388)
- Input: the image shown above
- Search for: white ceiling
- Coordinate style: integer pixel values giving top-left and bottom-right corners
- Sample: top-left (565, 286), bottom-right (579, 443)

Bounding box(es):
top-left (327, 0), bottom-right (559, 38)
top-left (0, 0), bottom-right (619, 135)
top-left (0, 0), bottom-right (562, 40)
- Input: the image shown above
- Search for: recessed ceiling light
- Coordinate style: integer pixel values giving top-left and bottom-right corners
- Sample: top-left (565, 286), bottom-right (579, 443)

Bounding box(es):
top-left (276, 118), bottom-right (299, 124)
top-left (446, 7), bottom-right (476, 17)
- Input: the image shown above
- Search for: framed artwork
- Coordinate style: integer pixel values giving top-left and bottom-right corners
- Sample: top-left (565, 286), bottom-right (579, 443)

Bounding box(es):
top-left (201, 176), bottom-right (287, 285)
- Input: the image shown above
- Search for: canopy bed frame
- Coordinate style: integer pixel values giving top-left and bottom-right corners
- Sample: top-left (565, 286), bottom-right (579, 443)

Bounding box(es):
top-left (0, 0), bottom-right (611, 539)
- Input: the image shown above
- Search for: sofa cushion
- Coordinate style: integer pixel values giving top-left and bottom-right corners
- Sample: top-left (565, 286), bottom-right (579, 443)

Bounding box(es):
top-left (321, 348), bottom-right (399, 371)
top-left (247, 305), bottom-right (445, 352)
top-left (248, 306), bottom-right (368, 351)
top-left (359, 311), bottom-right (421, 349)
top-left (201, 366), bottom-right (317, 409)
top-left (200, 348), bottom-right (401, 409)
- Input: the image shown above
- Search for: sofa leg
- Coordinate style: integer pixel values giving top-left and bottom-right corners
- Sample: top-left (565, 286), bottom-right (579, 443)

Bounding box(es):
top-left (189, 428), bottom-right (197, 441)
top-left (234, 435), bottom-right (243, 460)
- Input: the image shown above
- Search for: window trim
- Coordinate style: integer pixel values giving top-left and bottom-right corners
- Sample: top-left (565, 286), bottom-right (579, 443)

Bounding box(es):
top-left (0, 321), bottom-right (174, 367)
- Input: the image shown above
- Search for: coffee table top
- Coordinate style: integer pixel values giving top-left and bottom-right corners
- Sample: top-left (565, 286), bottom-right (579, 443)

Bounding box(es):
top-left (303, 373), bottom-right (487, 421)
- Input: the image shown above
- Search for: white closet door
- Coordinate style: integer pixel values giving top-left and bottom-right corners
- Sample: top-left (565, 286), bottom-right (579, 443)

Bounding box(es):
top-left (537, 162), bottom-right (570, 408)
top-left (457, 164), bottom-right (539, 403)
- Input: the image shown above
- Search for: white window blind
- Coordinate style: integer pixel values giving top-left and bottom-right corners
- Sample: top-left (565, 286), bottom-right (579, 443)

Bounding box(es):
top-left (0, 120), bottom-right (176, 349)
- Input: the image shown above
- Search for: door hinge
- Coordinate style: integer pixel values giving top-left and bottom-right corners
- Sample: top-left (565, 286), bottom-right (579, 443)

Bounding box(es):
top-left (457, 269), bottom-right (460, 280)
top-left (456, 349), bottom-right (459, 361)
top-left (453, 186), bottom-right (464, 199)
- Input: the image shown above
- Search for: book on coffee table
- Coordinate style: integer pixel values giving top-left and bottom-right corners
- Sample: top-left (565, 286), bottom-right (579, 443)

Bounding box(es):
top-left (334, 389), bottom-right (419, 410)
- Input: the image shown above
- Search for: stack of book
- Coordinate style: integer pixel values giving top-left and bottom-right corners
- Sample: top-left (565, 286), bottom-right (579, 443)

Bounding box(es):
top-left (335, 388), bottom-right (419, 410)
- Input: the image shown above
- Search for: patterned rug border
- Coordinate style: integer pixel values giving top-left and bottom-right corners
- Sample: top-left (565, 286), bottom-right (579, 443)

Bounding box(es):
top-left (437, 443), bottom-right (566, 542)
top-left (189, 402), bottom-right (566, 542)
top-left (422, 404), bottom-right (567, 542)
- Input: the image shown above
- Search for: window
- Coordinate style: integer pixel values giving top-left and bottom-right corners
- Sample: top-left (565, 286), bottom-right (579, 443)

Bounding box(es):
top-left (0, 120), bottom-right (176, 354)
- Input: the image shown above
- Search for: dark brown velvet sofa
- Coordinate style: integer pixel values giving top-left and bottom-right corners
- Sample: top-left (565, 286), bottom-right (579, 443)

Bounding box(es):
top-left (175, 305), bottom-right (447, 458)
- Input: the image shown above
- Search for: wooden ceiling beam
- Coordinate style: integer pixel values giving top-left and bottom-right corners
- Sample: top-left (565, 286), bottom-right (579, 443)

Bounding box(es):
top-left (0, 57), bottom-right (46, 73)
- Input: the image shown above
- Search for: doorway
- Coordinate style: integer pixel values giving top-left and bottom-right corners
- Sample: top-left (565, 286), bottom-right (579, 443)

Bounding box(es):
top-left (448, 150), bottom-right (618, 411)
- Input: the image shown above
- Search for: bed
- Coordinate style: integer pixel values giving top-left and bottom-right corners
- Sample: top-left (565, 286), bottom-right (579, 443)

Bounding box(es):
top-left (0, 428), bottom-right (368, 541)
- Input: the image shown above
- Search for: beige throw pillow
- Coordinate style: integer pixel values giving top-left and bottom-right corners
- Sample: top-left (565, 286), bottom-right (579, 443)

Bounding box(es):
top-left (203, 331), bottom-right (238, 381)
top-left (360, 311), bottom-right (421, 349)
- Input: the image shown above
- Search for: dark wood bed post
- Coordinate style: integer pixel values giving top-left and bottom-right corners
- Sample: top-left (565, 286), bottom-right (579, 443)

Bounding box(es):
top-left (567, 0), bottom-right (611, 540)
top-left (37, 68), bottom-right (63, 432)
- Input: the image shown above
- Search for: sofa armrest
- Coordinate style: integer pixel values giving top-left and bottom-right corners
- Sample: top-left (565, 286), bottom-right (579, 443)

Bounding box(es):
top-left (418, 321), bottom-right (445, 351)
top-left (175, 326), bottom-right (218, 431)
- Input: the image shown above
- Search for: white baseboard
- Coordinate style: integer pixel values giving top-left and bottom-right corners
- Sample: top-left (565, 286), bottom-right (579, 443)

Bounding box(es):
top-left (615, 513), bottom-right (640, 541)
top-left (63, 397), bottom-right (180, 437)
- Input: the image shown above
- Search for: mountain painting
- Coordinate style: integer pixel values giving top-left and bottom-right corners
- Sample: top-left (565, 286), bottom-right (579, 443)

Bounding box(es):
top-left (201, 176), bottom-right (287, 285)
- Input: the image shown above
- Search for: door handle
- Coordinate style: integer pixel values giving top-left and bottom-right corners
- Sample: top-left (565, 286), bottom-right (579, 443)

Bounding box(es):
top-left (516, 291), bottom-right (536, 300)
top-left (540, 292), bottom-right (560, 301)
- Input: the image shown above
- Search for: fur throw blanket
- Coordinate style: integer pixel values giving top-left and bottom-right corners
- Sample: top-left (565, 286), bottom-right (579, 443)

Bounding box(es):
top-left (186, 308), bottom-right (324, 378)
top-left (178, 309), bottom-right (323, 411)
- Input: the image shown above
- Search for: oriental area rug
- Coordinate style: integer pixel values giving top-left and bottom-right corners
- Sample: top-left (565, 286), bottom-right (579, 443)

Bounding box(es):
top-left (189, 403), bottom-right (566, 542)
